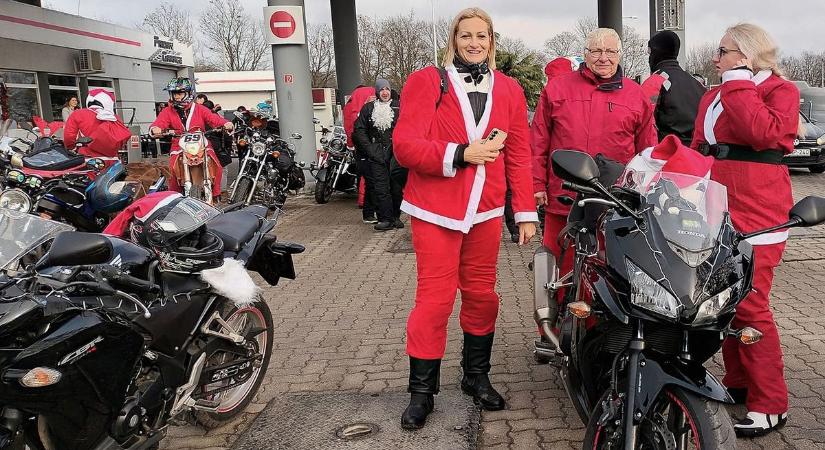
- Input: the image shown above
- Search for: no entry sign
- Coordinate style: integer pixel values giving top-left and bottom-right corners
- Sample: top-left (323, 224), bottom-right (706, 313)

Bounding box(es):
top-left (264, 6), bottom-right (306, 45)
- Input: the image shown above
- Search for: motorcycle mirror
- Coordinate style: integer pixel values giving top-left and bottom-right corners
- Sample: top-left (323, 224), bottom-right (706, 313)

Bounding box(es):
top-left (551, 150), bottom-right (600, 185)
top-left (789, 196), bottom-right (825, 227)
top-left (35, 231), bottom-right (113, 271)
top-left (291, 133), bottom-right (302, 140)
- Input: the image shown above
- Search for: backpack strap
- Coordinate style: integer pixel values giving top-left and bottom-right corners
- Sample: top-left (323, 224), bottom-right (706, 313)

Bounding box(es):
top-left (436, 67), bottom-right (449, 109)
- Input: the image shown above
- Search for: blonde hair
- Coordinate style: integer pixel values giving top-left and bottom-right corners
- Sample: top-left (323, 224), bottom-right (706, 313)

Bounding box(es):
top-left (725, 23), bottom-right (783, 77)
top-left (585, 28), bottom-right (622, 53)
top-left (442, 7), bottom-right (497, 70)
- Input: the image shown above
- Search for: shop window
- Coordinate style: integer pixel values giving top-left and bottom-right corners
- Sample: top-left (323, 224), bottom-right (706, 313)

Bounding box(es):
top-left (0, 70), bottom-right (40, 126)
top-left (48, 74), bottom-right (79, 121)
top-left (88, 79), bottom-right (113, 88)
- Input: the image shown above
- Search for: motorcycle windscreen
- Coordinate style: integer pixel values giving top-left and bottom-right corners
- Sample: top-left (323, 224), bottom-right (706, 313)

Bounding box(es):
top-left (0, 209), bottom-right (73, 270)
top-left (623, 171), bottom-right (728, 266)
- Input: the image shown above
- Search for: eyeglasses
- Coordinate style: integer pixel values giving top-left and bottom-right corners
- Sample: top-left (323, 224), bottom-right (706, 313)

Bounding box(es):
top-left (586, 48), bottom-right (620, 59)
top-left (716, 47), bottom-right (743, 59)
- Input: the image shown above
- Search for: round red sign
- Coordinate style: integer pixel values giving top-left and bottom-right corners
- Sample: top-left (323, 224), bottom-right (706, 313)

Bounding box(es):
top-left (269, 10), bottom-right (297, 39)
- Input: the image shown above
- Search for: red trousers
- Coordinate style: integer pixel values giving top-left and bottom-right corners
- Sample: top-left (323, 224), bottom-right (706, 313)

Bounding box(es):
top-left (406, 217), bottom-right (502, 359)
top-left (722, 242), bottom-right (788, 414)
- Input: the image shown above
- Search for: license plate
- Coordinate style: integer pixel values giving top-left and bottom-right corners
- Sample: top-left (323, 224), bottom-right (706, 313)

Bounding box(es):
top-left (789, 148), bottom-right (811, 157)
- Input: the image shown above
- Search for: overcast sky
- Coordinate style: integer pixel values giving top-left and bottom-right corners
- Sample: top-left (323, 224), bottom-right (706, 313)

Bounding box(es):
top-left (49, 0), bottom-right (823, 56)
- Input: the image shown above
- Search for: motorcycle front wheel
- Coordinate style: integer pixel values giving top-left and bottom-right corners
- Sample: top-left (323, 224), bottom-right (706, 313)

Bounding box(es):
top-left (194, 299), bottom-right (274, 429)
top-left (231, 177), bottom-right (253, 205)
top-left (583, 387), bottom-right (735, 450)
top-left (314, 169), bottom-right (334, 204)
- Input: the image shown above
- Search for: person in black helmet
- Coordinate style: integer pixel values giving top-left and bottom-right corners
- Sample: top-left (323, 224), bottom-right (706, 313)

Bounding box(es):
top-left (641, 30), bottom-right (706, 145)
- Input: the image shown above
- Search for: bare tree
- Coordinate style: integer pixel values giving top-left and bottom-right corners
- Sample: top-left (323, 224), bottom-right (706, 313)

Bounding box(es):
top-left (543, 31), bottom-right (580, 60)
top-left (200, 0), bottom-right (270, 71)
top-left (782, 52), bottom-right (825, 87)
top-left (685, 43), bottom-right (719, 85)
top-left (138, 2), bottom-right (195, 45)
top-left (307, 23), bottom-right (336, 88)
top-left (380, 12), bottom-right (433, 88)
top-left (357, 15), bottom-right (387, 86)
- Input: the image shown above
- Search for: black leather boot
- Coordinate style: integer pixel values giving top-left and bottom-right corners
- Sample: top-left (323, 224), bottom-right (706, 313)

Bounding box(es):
top-left (401, 357), bottom-right (440, 430)
top-left (461, 332), bottom-right (505, 411)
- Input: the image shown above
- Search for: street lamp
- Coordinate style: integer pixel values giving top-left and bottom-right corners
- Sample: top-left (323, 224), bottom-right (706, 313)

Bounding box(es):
top-left (431, 0), bottom-right (438, 66)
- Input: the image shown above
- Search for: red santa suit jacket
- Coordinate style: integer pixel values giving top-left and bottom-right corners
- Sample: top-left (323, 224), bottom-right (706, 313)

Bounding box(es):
top-left (531, 66), bottom-right (657, 215)
top-left (690, 70), bottom-right (799, 242)
top-left (343, 86), bottom-right (376, 149)
top-left (150, 103), bottom-right (227, 152)
top-left (392, 66), bottom-right (538, 233)
top-left (63, 108), bottom-right (131, 159)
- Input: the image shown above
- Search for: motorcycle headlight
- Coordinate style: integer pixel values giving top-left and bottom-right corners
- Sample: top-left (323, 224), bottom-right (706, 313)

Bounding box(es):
top-left (692, 283), bottom-right (738, 325)
top-left (184, 142), bottom-right (202, 155)
top-left (0, 188), bottom-right (32, 212)
top-left (626, 259), bottom-right (681, 320)
top-left (252, 142), bottom-right (266, 156)
top-left (330, 138), bottom-right (344, 151)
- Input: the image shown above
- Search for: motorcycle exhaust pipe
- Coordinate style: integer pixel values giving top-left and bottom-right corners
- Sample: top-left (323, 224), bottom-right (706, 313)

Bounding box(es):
top-left (533, 246), bottom-right (562, 355)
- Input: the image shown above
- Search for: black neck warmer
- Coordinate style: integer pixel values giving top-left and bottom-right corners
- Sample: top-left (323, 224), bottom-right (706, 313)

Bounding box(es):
top-left (454, 57), bottom-right (490, 85)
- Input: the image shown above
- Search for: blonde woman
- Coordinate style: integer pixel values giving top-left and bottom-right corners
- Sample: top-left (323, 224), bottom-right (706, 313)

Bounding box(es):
top-left (392, 7), bottom-right (537, 429)
top-left (690, 23), bottom-right (799, 437)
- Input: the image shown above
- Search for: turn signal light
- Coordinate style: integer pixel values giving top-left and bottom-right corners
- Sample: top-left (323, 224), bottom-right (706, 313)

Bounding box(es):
top-left (738, 327), bottom-right (763, 345)
top-left (20, 367), bottom-right (62, 387)
top-left (567, 301), bottom-right (592, 319)
top-left (270, 151), bottom-right (281, 158)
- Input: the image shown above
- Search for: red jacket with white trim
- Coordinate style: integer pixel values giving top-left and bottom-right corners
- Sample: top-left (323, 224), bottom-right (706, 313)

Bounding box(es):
top-left (343, 86), bottom-right (375, 149)
top-left (150, 103), bottom-right (227, 152)
top-left (63, 108), bottom-right (131, 159)
top-left (531, 66), bottom-right (657, 216)
top-left (392, 66), bottom-right (537, 233)
top-left (689, 71), bottom-right (798, 237)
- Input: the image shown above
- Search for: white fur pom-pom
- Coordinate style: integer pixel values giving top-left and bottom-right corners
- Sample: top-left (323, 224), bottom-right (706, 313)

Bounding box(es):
top-left (200, 258), bottom-right (260, 306)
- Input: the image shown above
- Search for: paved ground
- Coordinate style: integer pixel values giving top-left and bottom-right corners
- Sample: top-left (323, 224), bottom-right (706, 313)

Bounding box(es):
top-left (164, 170), bottom-right (825, 450)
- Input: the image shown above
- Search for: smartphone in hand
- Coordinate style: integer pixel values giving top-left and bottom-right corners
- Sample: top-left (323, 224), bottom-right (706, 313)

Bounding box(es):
top-left (481, 128), bottom-right (508, 146)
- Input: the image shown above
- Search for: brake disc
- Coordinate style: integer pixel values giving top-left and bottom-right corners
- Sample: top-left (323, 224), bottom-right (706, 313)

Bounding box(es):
top-left (640, 413), bottom-right (677, 450)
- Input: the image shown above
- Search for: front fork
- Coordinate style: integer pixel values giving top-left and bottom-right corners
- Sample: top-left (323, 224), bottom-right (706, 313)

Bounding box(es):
top-left (621, 321), bottom-right (645, 449)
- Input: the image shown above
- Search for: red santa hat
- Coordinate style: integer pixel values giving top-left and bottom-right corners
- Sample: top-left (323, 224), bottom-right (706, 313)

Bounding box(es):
top-left (103, 191), bottom-right (181, 237)
top-left (626, 134), bottom-right (713, 178)
top-left (544, 57), bottom-right (576, 80)
top-left (86, 88), bottom-right (117, 122)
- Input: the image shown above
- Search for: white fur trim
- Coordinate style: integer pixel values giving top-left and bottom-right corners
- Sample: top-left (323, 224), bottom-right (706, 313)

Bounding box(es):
top-left (200, 258), bottom-right (260, 307)
top-left (371, 100), bottom-right (395, 131)
top-left (745, 230), bottom-right (789, 246)
top-left (400, 163), bottom-right (488, 233)
top-left (445, 65), bottom-right (495, 142)
top-left (514, 211), bottom-right (539, 223)
top-left (626, 147), bottom-right (665, 173)
top-left (443, 143), bottom-right (459, 177)
top-left (752, 70), bottom-right (772, 86)
top-left (721, 69), bottom-right (754, 83)
top-left (703, 92), bottom-right (723, 145)
top-left (473, 206), bottom-right (504, 224)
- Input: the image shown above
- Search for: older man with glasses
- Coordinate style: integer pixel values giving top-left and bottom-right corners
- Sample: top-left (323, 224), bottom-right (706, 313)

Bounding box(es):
top-left (530, 28), bottom-right (657, 310)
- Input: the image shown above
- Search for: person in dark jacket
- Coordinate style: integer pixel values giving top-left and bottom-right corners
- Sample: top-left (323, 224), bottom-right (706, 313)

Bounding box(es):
top-left (353, 79), bottom-right (402, 231)
top-left (641, 31), bottom-right (706, 144)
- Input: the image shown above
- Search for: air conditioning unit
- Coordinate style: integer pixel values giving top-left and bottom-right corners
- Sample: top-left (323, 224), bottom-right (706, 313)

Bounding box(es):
top-left (75, 49), bottom-right (104, 74)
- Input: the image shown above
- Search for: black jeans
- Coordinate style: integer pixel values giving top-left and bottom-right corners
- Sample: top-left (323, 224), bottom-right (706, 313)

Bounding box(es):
top-left (390, 158), bottom-right (407, 220)
top-left (366, 158), bottom-right (394, 222)
top-left (504, 184), bottom-right (517, 236)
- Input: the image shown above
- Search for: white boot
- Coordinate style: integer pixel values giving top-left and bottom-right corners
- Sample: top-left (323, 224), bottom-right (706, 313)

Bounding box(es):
top-left (734, 411), bottom-right (787, 437)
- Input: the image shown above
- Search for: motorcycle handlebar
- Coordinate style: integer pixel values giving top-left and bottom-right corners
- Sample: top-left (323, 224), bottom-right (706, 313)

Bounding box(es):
top-left (561, 181), bottom-right (599, 195)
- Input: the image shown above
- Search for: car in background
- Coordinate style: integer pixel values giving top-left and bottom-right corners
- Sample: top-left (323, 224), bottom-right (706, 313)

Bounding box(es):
top-left (784, 110), bottom-right (825, 173)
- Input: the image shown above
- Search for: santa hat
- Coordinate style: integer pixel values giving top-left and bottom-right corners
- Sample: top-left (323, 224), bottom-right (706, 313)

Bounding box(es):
top-left (103, 191), bottom-right (181, 237)
top-left (544, 57), bottom-right (577, 80)
top-left (626, 134), bottom-right (713, 178)
top-left (86, 89), bottom-right (117, 122)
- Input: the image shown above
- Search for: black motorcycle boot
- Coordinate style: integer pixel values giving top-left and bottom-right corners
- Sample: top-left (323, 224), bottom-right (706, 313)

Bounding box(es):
top-left (461, 332), bottom-right (506, 411)
top-left (401, 357), bottom-right (440, 430)
top-left (374, 221), bottom-right (394, 231)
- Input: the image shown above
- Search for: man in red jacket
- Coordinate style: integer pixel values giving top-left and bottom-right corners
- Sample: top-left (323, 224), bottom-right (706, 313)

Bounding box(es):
top-left (149, 78), bottom-right (232, 198)
top-left (63, 89), bottom-right (131, 163)
top-left (343, 85), bottom-right (377, 218)
top-left (531, 28), bottom-right (656, 264)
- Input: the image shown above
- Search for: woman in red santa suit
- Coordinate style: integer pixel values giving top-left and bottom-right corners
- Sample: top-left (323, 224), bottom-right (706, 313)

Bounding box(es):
top-left (392, 7), bottom-right (538, 430)
top-left (149, 78), bottom-right (233, 199)
top-left (690, 23), bottom-right (799, 437)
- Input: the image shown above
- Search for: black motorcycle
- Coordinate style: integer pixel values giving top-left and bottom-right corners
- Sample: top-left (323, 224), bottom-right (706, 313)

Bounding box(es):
top-left (310, 125), bottom-right (357, 204)
top-left (230, 112), bottom-right (305, 209)
top-left (0, 203), bottom-right (304, 449)
top-left (531, 150), bottom-right (825, 449)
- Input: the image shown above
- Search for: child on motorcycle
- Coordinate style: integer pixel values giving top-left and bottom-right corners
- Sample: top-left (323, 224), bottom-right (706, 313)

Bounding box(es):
top-left (149, 77), bottom-right (233, 199)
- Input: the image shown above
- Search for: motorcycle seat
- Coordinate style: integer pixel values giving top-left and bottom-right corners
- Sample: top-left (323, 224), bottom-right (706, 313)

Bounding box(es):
top-left (23, 147), bottom-right (86, 171)
top-left (207, 211), bottom-right (260, 253)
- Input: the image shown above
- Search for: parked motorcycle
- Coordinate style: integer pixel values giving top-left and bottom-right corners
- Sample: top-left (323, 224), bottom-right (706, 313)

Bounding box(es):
top-left (531, 150), bottom-right (825, 449)
top-left (0, 200), bottom-right (305, 449)
top-left (229, 113), bottom-right (305, 209)
top-left (310, 125), bottom-right (357, 204)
